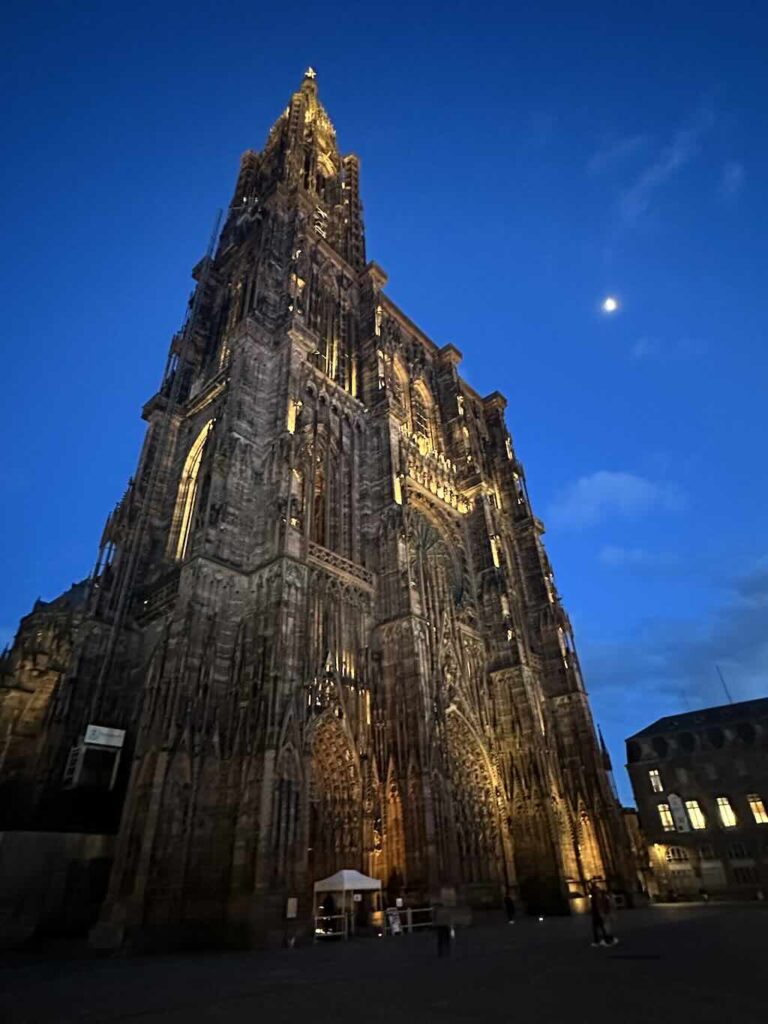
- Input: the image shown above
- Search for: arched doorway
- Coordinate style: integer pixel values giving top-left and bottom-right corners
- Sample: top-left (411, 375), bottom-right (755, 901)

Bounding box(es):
top-left (308, 715), bottom-right (362, 883)
top-left (444, 711), bottom-right (506, 886)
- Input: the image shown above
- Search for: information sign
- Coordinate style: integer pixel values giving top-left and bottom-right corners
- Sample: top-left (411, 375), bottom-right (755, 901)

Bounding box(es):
top-left (84, 725), bottom-right (126, 749)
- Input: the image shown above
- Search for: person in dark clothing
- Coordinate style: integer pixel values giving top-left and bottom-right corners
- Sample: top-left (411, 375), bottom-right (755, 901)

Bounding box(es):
top-left (434, 903), bottom-right (454, 957)
top-left (504, 893), bottom-right (516, 924)
top-left (320, 893), bottom-right (337, 935)
top-left (589, 883), bottom-right (617, 947)
top-left (436, 923), bottom-right (453, 956)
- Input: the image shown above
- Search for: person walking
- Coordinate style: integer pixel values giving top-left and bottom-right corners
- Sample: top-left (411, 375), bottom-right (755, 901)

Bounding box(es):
top-left (600, 888), bottom-right (618, 946)
top-left (589, 883), bottom-right (617, 947)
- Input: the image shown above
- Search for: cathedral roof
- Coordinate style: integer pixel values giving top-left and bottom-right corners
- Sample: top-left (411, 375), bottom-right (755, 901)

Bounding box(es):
top-left (32, 578), bottom-right (90, 614)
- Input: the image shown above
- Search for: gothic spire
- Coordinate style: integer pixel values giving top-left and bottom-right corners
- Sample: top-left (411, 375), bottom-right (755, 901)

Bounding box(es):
top-left (224, 71), bottom-right (365, 270)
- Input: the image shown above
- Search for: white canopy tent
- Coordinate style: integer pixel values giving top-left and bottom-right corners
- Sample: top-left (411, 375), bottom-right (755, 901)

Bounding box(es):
top-left (313, 870), bottom-right (383, 939)
top-left (313, 869), bottom-right (382, 895)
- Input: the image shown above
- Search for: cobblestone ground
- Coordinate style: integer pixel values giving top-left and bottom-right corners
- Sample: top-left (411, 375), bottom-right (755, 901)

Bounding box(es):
top-left (2, 904), bottom-right (766, 1024)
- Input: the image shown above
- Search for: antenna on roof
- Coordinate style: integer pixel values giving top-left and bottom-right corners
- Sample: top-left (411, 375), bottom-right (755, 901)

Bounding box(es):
top-left (715, 664), bottom-right (734, 705)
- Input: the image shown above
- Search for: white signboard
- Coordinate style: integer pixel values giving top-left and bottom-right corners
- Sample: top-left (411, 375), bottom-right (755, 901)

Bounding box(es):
top-left (667, 793), bottom-right (690, 832)
top-left (386, 908), bottom-right (402, 934)
top-left (85, 724), bottom-right (126, 749)
top-left (286, 897), bottom-right (298, 919)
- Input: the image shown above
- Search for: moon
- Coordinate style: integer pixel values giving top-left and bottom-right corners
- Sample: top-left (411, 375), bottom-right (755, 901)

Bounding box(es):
top-left (602, 296), bottom-right (619, 313)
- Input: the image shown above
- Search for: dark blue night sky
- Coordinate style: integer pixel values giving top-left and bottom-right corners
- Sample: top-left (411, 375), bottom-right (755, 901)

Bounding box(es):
top-left (2, 2), bottom-right (767, 801)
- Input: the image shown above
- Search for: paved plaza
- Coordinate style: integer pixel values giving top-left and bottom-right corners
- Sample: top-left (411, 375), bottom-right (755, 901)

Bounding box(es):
top-left (2, 904), bottom-right (766, 1024)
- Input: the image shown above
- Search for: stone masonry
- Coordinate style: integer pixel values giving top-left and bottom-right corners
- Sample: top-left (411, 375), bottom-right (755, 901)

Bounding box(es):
top-left (0, 70), bottom-right (634, 948)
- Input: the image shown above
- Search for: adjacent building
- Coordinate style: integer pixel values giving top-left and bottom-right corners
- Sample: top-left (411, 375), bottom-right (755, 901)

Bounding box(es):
top-left (0, 70), bottom-right (633, 949)
top-left (626, 698), bottom-right (768, 899)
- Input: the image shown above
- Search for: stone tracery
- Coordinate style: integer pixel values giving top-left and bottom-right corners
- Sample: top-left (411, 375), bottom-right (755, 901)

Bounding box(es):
top-left (309, 715), bottom-right (361, 882)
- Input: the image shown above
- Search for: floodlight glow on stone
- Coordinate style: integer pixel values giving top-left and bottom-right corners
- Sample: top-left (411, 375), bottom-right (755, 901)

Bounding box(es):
top-left (602, 296), bottom-right (619, 313)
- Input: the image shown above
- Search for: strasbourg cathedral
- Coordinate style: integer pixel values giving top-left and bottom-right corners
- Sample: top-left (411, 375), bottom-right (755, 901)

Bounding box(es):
top-left (0, 70), bottom-right (633, 947)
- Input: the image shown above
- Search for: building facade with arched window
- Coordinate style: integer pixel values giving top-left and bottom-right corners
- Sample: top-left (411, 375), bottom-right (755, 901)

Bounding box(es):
top-left (0, 71), bottom-right (633, 949)
top-left (627, 698), bottom-right (768, 900)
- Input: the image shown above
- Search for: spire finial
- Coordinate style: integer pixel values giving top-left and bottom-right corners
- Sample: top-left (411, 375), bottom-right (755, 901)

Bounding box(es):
top-left (304, 66), bottom-right (317, 81)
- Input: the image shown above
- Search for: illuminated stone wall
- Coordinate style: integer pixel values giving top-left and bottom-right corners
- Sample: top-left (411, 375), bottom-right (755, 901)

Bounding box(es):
top-left (0, 71), bottom-right (633, 948)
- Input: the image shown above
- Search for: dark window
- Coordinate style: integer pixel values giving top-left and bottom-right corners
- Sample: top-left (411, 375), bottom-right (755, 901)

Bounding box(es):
top-left (699, 843), bottom-right (715, 859)
top-left (727, 842), bottom-right (752, 860)
top-left (707, 727), bottom-right (725, 749)
top-left (79, 747), bottom-right (119, 790)
top-left (737, 723), bottom-right (756, 746)
top-left (679, 732), bottom-right (696, 752)
top-left (652, 736), bottom-right (669, 758)
top-left (627, 741), bottom-right (642, 764)
top-left (732, 866), bottom-right (758, 884)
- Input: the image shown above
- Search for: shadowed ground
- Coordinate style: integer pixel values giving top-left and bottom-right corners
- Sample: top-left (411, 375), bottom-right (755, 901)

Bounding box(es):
top-left (2, 904), bottom-right (766, 1023)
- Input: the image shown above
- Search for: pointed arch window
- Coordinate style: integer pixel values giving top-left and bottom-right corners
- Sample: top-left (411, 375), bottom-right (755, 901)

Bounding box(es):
top-left (412, 390), bottom-right (429, 437)
top-left (411, 383), bottom-right (437, 454)
top-left (391, 357), bottom-right (408, 409)
top-left (170, 420), bottom-right (213, 562)
top-left (312, 460), bottom-right (326, 545)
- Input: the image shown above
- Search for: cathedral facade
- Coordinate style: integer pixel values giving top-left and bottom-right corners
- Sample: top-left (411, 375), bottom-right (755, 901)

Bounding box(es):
top-left (0, 71), bottom-right (632, 947)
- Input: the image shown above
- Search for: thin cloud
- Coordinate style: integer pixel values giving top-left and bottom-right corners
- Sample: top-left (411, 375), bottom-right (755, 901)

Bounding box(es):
top-left (583, 562), bottom-right (768, 720)
top-left (548, 471), bottom-right (685, 530)
top-left (599, 545), bottom-right (648, 566)
top-left (599, 545), bottom-right (678, 569)
top-left (587, 134), bottom-right (649, 175)
top-left (582, 559), bottom-right (768, 799)
top-left (631, 336), bottom-right (657, 360)
top-left (618, 107), bottom-right (715, 227)
top-left (720, 160), bottom-right (744, 201)
top-left (630, 335), bottom-right (708, 361)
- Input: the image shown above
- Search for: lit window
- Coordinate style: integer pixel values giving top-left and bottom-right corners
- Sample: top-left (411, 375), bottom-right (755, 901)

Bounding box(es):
top-left (658, 803), bottom-right (675, 831)
top-left (648, 769), bottom-right (663, 793)
top-left (717, 796), bottom-right (737, 828)
top-left (665, 846), bottom-right (689, 862)
top-left (170, 419), bottom-right (213, 562)
top-left (685, 800), bottom-right (707, 830)
top-left (747, 794), bottom-right (768, 825)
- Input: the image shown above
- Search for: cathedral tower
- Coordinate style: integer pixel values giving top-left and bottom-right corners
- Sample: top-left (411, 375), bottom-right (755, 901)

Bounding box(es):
top-left (0, 71), bottom-right (633, 947)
